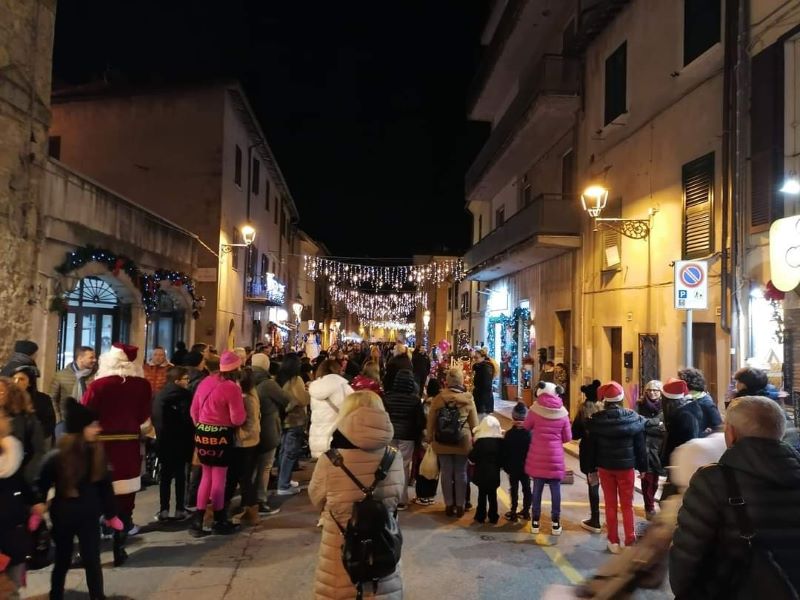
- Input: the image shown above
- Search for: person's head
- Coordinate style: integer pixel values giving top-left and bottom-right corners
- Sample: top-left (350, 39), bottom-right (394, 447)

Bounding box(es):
top-left (580, 379), bottom-right (601, 403)
top-left (317, 359), bottom-right (343, 378)
top-left (337, 390), bottom-right (385, 421)
top-left (0, 376), bottom-right (33, 416)
top-left (678, 368), bottom-right (706, 392)
top-left (643, 379), bottom-right (663, 402)
top-left (184, 350), bottom-right (205, 371)
top-left (218, 350), bottom-right (242, 380)
top-left (13, 340), bottom-right (38, 359)
top-left (250, 353), bottom-right (270, 372)
top-left (725, 396), bottom-right (786, 447)
top-left (393, 343), bottom-right (408, 358)
top-left (64, 397), bottom-right (101, 439)
top-left (662, 378), bottom-right (690, 403)
top-left (361, 360), bottom-right (380, 382)
top-left (544, 360), bottom-right (555, 369)
top-left (11, 367), bottom-right (33, 392)
top-left (597, 381), bottom-right (625, 406)
top-left (168, 366), bottom-right (189, 389)
top-left (175, 341), bottom-right (187, 352)
top-left (511, 401), bottom-right (528, 423)
top-left (191, 343), bottom-right (210, 360)
top-left (426, 378), bottom-right (441, 398)
top-left (151, 346), bottom-right (168, 366)
top-left (277, 353), bottom-right (302, 385)
top-left (445, 367), bottom-right (464, 389)
top-left (733, 367), bottom-right (769, 394)
top-left (75, 346), bottom-right (97, 371)
top-left (240, 367), bottom-right (255, 394)
top-left (233, 347), bottom-right (248, 364)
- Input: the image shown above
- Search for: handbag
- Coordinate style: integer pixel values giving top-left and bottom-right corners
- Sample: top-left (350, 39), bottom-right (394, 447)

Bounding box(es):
top-left (26, 521), bottom-right (53, 571)
top-left (419, 445), bottom-right (439, 480)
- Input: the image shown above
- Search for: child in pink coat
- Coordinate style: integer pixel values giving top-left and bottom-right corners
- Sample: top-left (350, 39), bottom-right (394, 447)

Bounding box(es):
top-left (524, 381), bottom-right (572, 535)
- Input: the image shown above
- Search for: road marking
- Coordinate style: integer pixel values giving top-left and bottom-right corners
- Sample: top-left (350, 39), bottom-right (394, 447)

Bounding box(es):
top-left (496, 487), bottom-right (584, 585)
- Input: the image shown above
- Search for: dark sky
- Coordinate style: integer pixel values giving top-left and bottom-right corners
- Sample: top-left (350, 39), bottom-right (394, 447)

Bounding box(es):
top-left (52, 1), bottom-right (488, 258)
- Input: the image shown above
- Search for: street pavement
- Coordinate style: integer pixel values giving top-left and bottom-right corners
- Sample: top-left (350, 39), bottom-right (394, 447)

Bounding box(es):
top-left (22, 405), bottom-right (674, 599)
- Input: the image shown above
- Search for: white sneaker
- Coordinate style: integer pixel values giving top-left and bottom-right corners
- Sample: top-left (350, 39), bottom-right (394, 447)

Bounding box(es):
top-left (551, 522), bottom-right (562, 536)
top-left (531, 521), bottom-right (540, 534)
top-left (290, 480), bottom-right (300, 488)
top-left (277, 486), bottom-right (301, 496)
top-left (607, 541), bottom-right (621, 554)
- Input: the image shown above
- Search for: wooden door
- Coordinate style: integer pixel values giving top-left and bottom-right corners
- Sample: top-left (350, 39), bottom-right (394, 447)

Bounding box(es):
top-left (692, 323), bottom-right (718, 402)
top-left (607, 326), bottom-right (622, 383)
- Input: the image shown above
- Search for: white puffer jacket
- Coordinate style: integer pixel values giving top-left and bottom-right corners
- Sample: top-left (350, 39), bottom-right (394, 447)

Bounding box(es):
top-left (308, 374), bottom-right (354, 458)
top-left (308, 405), bottom-right (404, 600)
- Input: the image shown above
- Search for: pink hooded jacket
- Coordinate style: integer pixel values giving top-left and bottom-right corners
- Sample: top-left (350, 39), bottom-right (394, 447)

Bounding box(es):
top-left (190, 374), bottom-right (246, 427)
top-left (523, 392), bottom-right (572, 479)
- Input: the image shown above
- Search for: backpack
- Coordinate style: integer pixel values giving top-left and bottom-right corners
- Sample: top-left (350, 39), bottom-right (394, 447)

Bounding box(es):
top-left (325, 446), bottom-right (402, 599)
top-left (435, 401), bottom-right (467, 445)
top-left (720, 465), bottom-right (799, 600)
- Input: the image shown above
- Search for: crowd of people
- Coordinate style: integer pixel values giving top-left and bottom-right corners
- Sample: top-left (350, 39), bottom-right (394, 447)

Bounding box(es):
top-left (0, 335), bottom-right (798, 599)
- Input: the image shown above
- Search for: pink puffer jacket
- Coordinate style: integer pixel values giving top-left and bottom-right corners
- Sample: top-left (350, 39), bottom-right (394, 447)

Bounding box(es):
top-left (523, 392), bottom-right (572, 479)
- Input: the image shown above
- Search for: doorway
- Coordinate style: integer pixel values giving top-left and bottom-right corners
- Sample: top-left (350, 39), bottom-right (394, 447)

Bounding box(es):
top-left (692, 323), bottom-right (718, 403)
top-left (556, 310), bottom-right (572, 411)
top-left (605, 326), bottom-right (623, 384)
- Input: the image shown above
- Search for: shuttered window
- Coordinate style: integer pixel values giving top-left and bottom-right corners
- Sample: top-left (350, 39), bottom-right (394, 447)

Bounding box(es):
top-left (601, 196), bottom-right (621, 271)
top-left (682, 153), bottom-right (714, 259)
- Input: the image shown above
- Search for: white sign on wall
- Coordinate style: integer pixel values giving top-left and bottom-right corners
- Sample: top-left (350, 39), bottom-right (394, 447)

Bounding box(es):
top-left (770, 215), bottom-right (800, 291)
top-left (674, 260), bottom-right (708, 310)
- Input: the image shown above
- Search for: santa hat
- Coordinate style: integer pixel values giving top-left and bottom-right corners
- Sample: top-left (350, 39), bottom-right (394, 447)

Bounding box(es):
top-left (536, 381), bottom-right (564, 397)
top-left (662, 378), bottom-right (689, 400)
top-left (598, 381), bottom-right (625, 403)
top-left (111, 343), bottom-right (138, 363)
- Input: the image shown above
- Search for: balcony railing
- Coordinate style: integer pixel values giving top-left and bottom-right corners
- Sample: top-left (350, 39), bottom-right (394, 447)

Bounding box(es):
top-left (247, 273), bottom-right (285, 306)
top-left (464, 193), bottom-right (580, 272)
top-left (466, 55), bottom-right (580, 193)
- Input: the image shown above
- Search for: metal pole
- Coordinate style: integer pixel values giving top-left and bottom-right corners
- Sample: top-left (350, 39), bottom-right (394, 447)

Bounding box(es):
top-left (685, 309), bottom-right (693, 367)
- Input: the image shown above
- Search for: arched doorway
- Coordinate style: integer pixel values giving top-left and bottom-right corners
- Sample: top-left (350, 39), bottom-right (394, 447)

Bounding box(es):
top-left (145, 289), bottom-right (186, 359)
top-left (57, 276), bottom-right (131, 369)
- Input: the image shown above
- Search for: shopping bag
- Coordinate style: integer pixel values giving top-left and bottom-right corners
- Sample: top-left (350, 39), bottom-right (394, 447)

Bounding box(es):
top-left (419, 445), bottom-right (439, 480)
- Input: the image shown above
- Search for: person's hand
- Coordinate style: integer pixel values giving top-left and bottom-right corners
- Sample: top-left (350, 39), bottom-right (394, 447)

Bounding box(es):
top-left (27, 513), bottom-right (42, 532)
top-left (31, 503), bottom-right (46, 516)
top-left (104, 516), bottom-right (124, 531)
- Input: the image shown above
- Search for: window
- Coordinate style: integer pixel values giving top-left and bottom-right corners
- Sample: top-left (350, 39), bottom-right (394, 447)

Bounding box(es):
top-left (495, 206), bottom-right (505, 228)
top-left (604, 42), bottom-right (627, 125)
top-left (460, 291), bottom-right (471, 319)
top-left (234, 145), bottom-right (242, 187)
top-left (478, 214), bottom-right (483, 240)
top-left (48, 136), bottom-right (61, 159)
top-left (251, 158), bottom-right (260, 195)
top-left (280, 210), bottom-right (286, 240)
top-left (684, 0), bottom-right (721, 66)
top-left (231, 228), bottom-right (243, 270)
top-left (275, 196), bottom-right (280, 225)
top-left (260, 254), bottom-right (268, 281)
top-left (601, 197), bottom-right (622, 271)
top-left (521, 176), bottom-right (532, 208)
top-left (265, 179), bottom-right (271, 211)
top-left (682, 153), bottom-right (714, 259)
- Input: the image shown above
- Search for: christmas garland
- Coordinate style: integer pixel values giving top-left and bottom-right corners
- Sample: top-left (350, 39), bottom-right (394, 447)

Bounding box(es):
top-left (55, 245), bottom-right (205, 319)
top-left (485, 307), bottom-right (531, 385)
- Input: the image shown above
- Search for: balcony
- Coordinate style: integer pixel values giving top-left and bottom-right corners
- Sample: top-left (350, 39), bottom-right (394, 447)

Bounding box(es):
top-left (466, 55), bottom-right (581, 202)
top-left (246, 273), bottom-right (286, 306)
top-left (569, 0), bottom-right (632, 55)
top-left (463, 193), bottom-right (581, 281)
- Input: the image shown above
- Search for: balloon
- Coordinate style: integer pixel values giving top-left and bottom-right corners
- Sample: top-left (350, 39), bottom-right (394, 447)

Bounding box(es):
top-left (437, 340), bottom-right (450, 353)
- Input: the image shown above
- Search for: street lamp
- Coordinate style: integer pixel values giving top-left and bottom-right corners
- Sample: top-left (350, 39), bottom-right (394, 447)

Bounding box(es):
top-left (580, 185), bottom-right (657, 240)
top-left (292, 294), bottom-right (303, 351)
top-left (422, 309), bottom-right (431, 351)
top-left (221, 223), bottom-right (256, 252)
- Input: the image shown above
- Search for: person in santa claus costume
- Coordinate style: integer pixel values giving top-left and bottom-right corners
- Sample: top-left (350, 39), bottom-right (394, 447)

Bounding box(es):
top-left (81, 343), bottom-right (151, 566)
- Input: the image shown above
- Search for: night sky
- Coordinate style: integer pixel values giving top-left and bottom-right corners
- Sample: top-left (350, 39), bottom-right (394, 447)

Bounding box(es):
top-left (52, 1), bottom-right (488, 258)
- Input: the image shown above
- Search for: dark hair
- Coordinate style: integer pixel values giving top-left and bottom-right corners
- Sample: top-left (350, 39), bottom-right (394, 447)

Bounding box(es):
top-left (56, 433), bottom-right (106, 498)
top-left (77, 346), bottom-right (95, 357)
top-left (733, 367), bottom-right (768, 393)
top-left (426, 378), bottom-right (441, 398)
top-left (678, 367), bottom-right (706, 392)
top-left (316, 359), bottom-right (343, 378)
top-left (183, 351), bottom-right (204, 367)
top-left (240, 367), bottom-right (255, 394)
top-left (219, 369), bottom-right (240, 383)
top-left (277, 353), bottom-right (301, 386)
top-left (191, 343), bottom-right (208, 354)
top-left (153, 345), bottom-right (165, 351)
top-left (175, 341), bottom-right (187, 351)
top-left (167, 366), bottom-right (188, 383)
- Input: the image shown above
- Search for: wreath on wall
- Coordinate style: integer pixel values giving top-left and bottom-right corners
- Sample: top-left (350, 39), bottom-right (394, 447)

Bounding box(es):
top-left (54, 245), bottom-right (205, 319)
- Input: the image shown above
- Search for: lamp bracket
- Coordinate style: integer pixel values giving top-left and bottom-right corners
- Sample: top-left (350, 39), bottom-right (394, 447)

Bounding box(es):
top-left (220, 243), bottom-right (252, 254)
top-left (592, 208), bottom-right (657, 240)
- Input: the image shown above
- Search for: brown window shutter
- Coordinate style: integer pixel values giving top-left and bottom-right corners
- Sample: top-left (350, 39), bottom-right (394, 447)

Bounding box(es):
top-left (601, 196), bottom-right (622, 271)
top-left (682, 153), bottom-right (714, 259)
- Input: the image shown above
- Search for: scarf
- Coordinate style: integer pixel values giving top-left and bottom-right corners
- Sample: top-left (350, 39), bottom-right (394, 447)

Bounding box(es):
top-left (71, 363), bottom-right (94, 400)
top-left (642, 396), bottom-right (662, 414)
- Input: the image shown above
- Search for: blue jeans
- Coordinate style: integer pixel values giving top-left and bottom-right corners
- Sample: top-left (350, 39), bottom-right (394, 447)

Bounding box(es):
top-left (277, 427), bottom-right (305, 490)
top-left (531, 477), bottom-right (562, 522)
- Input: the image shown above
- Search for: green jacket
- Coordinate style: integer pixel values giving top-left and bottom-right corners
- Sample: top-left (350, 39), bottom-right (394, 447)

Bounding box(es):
top-left (49, 364), bottom-right (94, 423)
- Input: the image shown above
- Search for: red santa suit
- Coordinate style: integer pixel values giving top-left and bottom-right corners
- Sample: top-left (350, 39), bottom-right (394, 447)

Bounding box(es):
top-left (82, 343), bottom-right (151, 519)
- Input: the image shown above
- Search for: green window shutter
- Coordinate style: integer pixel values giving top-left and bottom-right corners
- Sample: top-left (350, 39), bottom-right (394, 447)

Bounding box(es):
top-left (682, 153), bottom-right (714, 259)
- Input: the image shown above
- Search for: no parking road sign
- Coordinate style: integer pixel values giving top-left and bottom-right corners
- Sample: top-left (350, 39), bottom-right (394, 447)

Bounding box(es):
top-left (674, 260), bottom-right (708, 310)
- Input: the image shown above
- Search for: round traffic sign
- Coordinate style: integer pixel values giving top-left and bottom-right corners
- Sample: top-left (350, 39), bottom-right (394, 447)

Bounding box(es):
top-left (679, 263), bottom-right (704, 288)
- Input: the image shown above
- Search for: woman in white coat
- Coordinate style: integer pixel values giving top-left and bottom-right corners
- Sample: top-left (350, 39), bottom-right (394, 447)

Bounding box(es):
top-left (308, 359), bottom-right (354, 459)
top-left (309, 390), bottom-right (404, 600)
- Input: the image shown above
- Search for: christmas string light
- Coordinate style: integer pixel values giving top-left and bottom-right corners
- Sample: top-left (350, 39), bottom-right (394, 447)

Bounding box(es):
top-left (304, 256), bottom-right (464, 291)
top-left (329, 287), bottom-right (427, 321)
top-left (361, 319), bottom-right (416, 331)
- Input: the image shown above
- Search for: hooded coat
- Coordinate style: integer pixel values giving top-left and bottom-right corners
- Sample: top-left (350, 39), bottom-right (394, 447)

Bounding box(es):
top-left (661, 398), bottom-right (703, 466)
top-left (152, 382), bottom-right (194, 463)
top-left (426, 388), bottom-right (479, 456)
top-left (637, 398), bottom-right (665, 475)
top-left (255, 376), bottom-right (290, 453)
top-left (382, 370), bottom-right (424, 442)
top-left (308, 405), bottom-right (404, 600)
top-left (468, 420), bottom-right (503, 488)
top-left (585, 405), bottom-right (647, 473)
top-left (670, 437), bottom-right (800, 599)
top-left (572, 399), bottom-right (602, 475)
top-left (309, 374), bottom-right (354, 458)
top-left (383, 353), bottom-right (413, 393)
top-left (523, 392), bottom-right (572, 480)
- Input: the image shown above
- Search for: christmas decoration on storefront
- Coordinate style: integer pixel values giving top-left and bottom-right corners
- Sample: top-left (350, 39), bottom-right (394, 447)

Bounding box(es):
top-left (329, 287), bottom-right (427, 321)
top-left (764, 280), bottom-right (785, 344)
top-left (55, 245), bottom-right (205, 319)
top-left (304, 256), bottom-right (464, 291)
top-left (485, 307), bottom-right (531, 386)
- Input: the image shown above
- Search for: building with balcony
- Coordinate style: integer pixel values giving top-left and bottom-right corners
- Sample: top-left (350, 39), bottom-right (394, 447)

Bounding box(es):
top-left (48, 81), bottom-right (302, 352)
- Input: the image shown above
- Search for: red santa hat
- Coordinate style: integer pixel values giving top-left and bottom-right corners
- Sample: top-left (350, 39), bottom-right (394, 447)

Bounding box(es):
top-left (598, 381), bottom-right (625, 403)
top-left (111, 343), bottom-right (138, 363)
top-left (662, 378), bottom-right (689, 400)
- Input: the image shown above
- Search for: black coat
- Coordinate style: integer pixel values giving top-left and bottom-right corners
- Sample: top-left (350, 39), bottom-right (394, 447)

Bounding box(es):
top-left (637, 400), bottom-right (665, 474)
top-left (31, 390), bottom-right (56, 442)
top-left (501, 426), bottom-right (531, 477)
top-left (661, 399), bottom-right (703, 466)
top-left (472, 361), bottom-right (494, 414)
top-left (0, 469), bottom-right (32, 565)
top-left (411, 351), bottom-right (431, 395)
top-left (382, 370), bottom-right (424, 442)
top-left (152, 382), bottom-right (194, 462)
top-left (585, 405), bottom-right (646, 472)
top-left (572, 400), bottom-right (602, 475)
top-left (468, 437), bottom-right (502, 489)
top-left (383, 354), bottom-right (413, 392)
top-left (670, 437), bottom-right (800, 599)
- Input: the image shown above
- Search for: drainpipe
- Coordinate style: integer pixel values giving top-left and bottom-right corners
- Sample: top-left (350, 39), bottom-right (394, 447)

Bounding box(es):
top-left (721, 0), bottom-right (737, 341)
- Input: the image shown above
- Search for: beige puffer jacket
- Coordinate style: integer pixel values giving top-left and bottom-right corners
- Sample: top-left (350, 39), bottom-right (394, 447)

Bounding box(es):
top-left (236, 390), bottom-right (261, 448)
top-left (308, 405), bottom-right (404, 600)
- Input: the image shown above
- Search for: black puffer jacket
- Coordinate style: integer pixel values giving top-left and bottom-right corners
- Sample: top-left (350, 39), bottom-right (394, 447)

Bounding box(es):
top-left (585, 405), bottom-right (646, 472)
top-left (152, 382), bottom-right (194, 462)
top-left (693, 392), bottom-right (722, 433)
top-left (661, 398), bottom-right (702, 466)
top-left (468, 437), bottom-right (502, 489)
top-left (382, 369), bottom-right (424, 442)
top-left (670, 437), bottom-right (800, 599)
top-left (637, 400), bottom-right (665, 475)
top-left (572, 399), bottom-right (602, 475)
top-left (501, 425), bottom-right (531, 477)
top-left (383, 354), bottom-right (413, 392)
top-left (472, 361), bottom-right (494, 414)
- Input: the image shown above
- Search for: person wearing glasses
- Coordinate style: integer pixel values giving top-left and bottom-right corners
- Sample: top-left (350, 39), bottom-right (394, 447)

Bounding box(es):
top-left (637, 380), bottom-right (665, 520)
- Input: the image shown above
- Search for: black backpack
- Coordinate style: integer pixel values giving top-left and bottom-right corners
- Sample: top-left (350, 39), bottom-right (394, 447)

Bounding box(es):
top-left (325, 446), bottom-right (402, 600)
top-left (435, 401), bottom-right (467, 445)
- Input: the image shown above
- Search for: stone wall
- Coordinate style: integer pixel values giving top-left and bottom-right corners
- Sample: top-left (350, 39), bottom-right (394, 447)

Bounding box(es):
top-left (0, 0), bottom-right (56, 362)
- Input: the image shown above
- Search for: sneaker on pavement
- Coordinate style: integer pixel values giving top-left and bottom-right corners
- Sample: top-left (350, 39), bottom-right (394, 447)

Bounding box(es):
top-left (289, 480), bottom-right (300, 488)
top-left (128, 524), bottom-right (140, 536)
top-left (503, 511), bottom-right (516, 521)
top-left (257, 503), bottom-right (280, 516)
top-left (173, 510), bottom-right (190, 520)
top-left (607, 541), bottom-right (622, 554)
top-left (277, 486), bottom-right (301, 496)
top-left (518, 511), bottom-right (531, 521)
top-left (154, 510), bottom-right (170, 522)
top-left (580, 518), bottom-right (602, 533)
top-left (531, 521), bottom-right (540, 534)
top-left (551, 522), bottom-right (562, 536)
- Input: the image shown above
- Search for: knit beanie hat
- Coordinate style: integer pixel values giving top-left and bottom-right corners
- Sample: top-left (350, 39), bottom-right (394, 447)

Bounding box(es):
top-left (580, 379), bottom-right (602, 402)
top-left (219, 350), bottom-right (242, 372)
top-left (65, 397), bottom-right (97, 434)
top-left (251, 353), bottom-right (270, 371)
top-left (13, 340), bottom-right (38, 356)
top-left (511, 401), bottom-right (528, 421)
top-left (662, 378), bottom-right (689, 400)
top-left (598, 381), bottom-right (625, 403)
